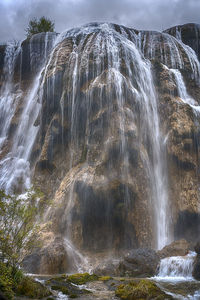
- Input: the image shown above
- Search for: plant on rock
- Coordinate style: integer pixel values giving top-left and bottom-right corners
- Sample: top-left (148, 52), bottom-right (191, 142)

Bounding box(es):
top-left (26, 16), bottom-right (55, 38)
top-left (0, 189), bottom-right (41, 271)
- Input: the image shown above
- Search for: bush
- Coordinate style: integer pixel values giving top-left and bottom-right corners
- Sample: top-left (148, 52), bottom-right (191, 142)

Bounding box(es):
top-left (26, 16), bottom-right (55, 38)
top-left (0, 189), bottom-right (41, 271)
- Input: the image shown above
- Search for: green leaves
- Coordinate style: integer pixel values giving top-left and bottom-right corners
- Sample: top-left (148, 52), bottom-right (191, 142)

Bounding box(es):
top-left (0, 190), bottom-right (41, 269)
top-left (26, 16), bottom-right (55, 38)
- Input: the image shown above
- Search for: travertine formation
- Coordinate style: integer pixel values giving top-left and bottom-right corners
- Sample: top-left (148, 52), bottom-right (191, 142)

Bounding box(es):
top-left (0, 23), bottom-right (200, 273)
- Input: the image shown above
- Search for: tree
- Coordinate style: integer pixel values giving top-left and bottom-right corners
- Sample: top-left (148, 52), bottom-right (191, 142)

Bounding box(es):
top-left (0, 189), bottom-right (42, 271)
top-left (26, 16), bottom-right (55, 38)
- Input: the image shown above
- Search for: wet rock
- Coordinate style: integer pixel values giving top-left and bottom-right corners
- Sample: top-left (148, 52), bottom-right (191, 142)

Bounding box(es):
top-left (194, 241), bottom-right (200, 254)
top-left (119, 248), bottom-right (159, 277)
top-left (192, 255), bottom-right (200, 280)
top-left (23, 236), bottom-right (68, 274)
top-left (174, 211), bottom-right (200, 243)
top-left (165, 23), bottom-right (200, 60)
top-left (115, 279), bottom-right (173, 299)
top-left (192, 241), bottom-right (200, 280)
top-left (94, 259), bottom-right (121, 276)
top-left (157, 239), bottom-right (189, 259)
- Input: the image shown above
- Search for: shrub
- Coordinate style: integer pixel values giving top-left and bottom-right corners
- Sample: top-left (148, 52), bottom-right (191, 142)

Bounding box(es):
top-left (26, 16), bottom-right (54, 38)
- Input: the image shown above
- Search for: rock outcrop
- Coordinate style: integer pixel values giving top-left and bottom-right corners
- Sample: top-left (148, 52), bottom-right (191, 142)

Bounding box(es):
top-left (192, 241), bottom-right (200, 280)
top-left (157, 239), bottom-right (190, 259)
top-left (119, 248), bottom-right (159, 277)
top-left (0, 22), bottom-right (200, 273)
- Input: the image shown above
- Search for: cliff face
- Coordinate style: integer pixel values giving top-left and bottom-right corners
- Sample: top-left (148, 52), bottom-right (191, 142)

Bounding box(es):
top-left (0, 23), bottom-right (200, 274)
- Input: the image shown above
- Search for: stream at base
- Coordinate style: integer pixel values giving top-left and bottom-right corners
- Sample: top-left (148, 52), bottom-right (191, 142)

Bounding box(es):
top-left (153, 252), bottom-right (200, 299)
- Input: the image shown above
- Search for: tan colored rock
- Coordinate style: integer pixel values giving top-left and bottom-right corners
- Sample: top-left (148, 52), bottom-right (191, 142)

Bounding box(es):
top-left (157, 239), bottom-right (190, 259)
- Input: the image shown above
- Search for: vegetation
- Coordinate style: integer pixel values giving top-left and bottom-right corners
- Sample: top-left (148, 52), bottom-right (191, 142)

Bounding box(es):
top-left (0, 189), bottom-right (46, 299)
top-left (0, 261), bottom-right (50, 299)
top-left (67, 272), bottom-right (98, 285)
top-left (115, 279), bottom-right (173, 300)
top-left (0, 189), bottom-right (41, 270)
top-left (26, 16), bottom-right (55, 38)
top-left (99, 275), bottom-right (113, 281)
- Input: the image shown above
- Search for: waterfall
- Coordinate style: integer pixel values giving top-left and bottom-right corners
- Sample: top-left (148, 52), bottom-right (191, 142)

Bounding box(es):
top-left (0, 33), bottom-right (56, 193)
top-left (53, 23), bottom-right (170, 250)
top-left (0, 41), bottom-right (22, 149)
top-left (1, 23), bottom-right (200, 260)
top-left (157, 251), bottom-right (196, 280)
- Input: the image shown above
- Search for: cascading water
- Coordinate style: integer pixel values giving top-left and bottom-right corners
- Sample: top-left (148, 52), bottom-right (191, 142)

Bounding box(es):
top-left (0, 41), bottom-right (22, 149)
top-left (157, 252), bottom-right (196, 280)
top-left (53, 23), bottom-right (170, 250)
top-left (0, 33), bottom-right (56, 193)
top-left (1, 23), bottom-right (200, 275)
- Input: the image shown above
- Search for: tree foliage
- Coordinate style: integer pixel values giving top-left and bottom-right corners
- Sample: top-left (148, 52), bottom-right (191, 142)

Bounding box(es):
top-left (26, 16), bottom-right (55, 38)
top-left (0, 189), bottom-right (42, 270)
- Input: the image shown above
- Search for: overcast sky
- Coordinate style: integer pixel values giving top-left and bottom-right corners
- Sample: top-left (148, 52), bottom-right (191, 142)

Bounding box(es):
top-left (0, 0), bottom-right (199, 43)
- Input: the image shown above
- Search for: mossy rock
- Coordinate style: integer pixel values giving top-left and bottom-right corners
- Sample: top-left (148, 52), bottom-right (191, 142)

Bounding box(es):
top-left (16, 276), bottom-right (51, 299)
top-left (69, 294), bottom-right (78, 298)
top-left (67, 273), bottom-right (99, 285)
top-left (46, 274), bottom-right (67, 285)
top-left (99, 276), bottom-right (113, 281)
top-left (115, 279), bottom-right (173, 300)
top-left (51, 285), bottom-right (69, 295)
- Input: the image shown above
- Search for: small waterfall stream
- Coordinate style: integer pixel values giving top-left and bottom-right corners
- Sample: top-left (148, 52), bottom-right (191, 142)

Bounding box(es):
top-left (0, 41), bottom-right (22, 149)
top-left (0, 33), bottom-right (56, 193)
top-left (157, 252), bottom-right (195, 280)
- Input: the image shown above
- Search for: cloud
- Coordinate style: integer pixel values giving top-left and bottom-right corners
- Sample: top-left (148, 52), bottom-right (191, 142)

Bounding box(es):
top-left (0, 0), bottom-right (200, 43)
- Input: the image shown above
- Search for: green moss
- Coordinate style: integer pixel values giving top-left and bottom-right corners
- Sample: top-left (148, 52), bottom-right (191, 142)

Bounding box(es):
top-left (16, 277), bottom-right (51, 299)
top-left (115, 279), bottom-right (173, 300)
top-left (46, 274), bottom-right (67, 284)
top-left (99, 276), bottom-right (112, 281)
top-left (51, 285), bottom-right (69, 295)
top-left (67, 273), bottom-right (99, 285)
top-left (69, 294), bottom-right (78, 298)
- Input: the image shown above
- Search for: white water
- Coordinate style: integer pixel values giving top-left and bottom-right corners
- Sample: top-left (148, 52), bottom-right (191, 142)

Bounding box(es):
top-left (154, 252), bottom-right (200, 300)
top-left (170, 68), bottom-right (200, 115)
top-left (0, 33), bottom-right (56, 193)
top-left (1, 23), bottom-right (200, 261)
top-left (57, 23), bottom-right (171, 250)
top-left (157, 251), bottom-right (196, 280)
top-left (0, 41), bottom-right (22, 149)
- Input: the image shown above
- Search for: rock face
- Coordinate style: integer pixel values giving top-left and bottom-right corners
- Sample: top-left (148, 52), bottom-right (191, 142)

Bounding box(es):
top-left (1, 23), bottom-right (200, 273)
top-left (157, 239), bottom-right (190, 259)
top-left (165, 23), bottom-right (200, 60)
top-left (119, 248), bottom-right (159, 277)
top-left (192, 241), bottom-right (200, 280)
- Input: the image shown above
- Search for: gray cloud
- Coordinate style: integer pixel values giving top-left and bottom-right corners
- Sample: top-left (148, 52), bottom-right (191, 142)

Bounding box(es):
top-left (0, 0), bottom-right (199, 43)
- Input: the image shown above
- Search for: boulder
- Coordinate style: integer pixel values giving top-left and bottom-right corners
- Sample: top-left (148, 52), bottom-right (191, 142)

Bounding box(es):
top-left (192, 254), bottom-right (200, 280)
top-left (115, 279), bottom-right (173, 299)
top-left (119, 248), bottom-right (159, 277)
top-left (94, 259), bottom-right (121, 276)
top-left (23, 236), bottom-right (68, 274)
top-left (157, 239), bottom-right (189, 259)
top-left (194, 241), bottom-right (200, 254)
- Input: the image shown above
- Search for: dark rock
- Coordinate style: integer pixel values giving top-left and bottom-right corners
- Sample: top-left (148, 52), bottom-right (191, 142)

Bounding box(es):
top-left (94, 259), bottom-right (121, 276)
top-left (165, 23), bottom-right (200, 60)
top-left (194, 241), bottom-right (200, 254)
top-left (119, 248), bottom-right (159, 277)
top-left (23, 237), bottom-right (68, 274)
top-left (174, 211), bottom-right (200, 243)
top-left (157, 239), bottom-right (189, 259)
top-left (192, 254), bottom-right (200, 280)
